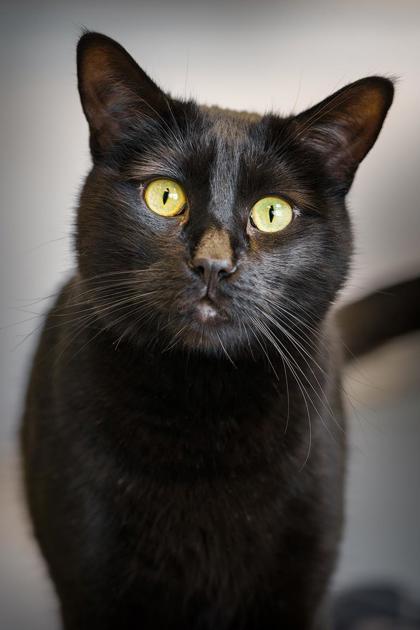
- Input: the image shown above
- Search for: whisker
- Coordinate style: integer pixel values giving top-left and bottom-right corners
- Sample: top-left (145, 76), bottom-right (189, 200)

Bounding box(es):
top-left (251, 316), bottom-right (312, 467)
top-left (256, 306), bottom-right (343, 437)
top-left (216, 332), bottom-right (236, 368)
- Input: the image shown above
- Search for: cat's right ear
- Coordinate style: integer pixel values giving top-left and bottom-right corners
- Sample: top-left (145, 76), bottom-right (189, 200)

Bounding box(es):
top-left (77, 32), bottom-right (167, 158)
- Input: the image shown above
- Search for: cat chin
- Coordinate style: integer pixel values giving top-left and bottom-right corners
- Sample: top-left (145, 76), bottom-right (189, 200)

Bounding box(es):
top-left (113, 313), bottom-right (241, 357)
top-left (168, 318), bottom-right (247, 358)
top-left (177, 333), bottom-right (243, 358)
top-left (149, 297), bottom-right (241, 354)
top-left (194, 299), bottom-right (221, 324)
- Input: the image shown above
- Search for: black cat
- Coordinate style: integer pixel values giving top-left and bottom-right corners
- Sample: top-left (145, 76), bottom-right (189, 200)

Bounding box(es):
top-left (21, 32), bottom-right (394, 629)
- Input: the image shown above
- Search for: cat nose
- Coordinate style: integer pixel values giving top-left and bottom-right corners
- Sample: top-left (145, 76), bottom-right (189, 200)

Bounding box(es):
top-left (191, 228), bottom-right (236, 297)
top-left (192, 256), bottom-right (236, 289)
top-left (193, 256), bottom-right (236, 299)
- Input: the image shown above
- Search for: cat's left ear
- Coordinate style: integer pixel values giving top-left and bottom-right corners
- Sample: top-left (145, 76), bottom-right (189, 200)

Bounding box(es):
top-left (293, 76), bottom-right (394, 192)
top-left (77, 32), bottom-right (168, 159)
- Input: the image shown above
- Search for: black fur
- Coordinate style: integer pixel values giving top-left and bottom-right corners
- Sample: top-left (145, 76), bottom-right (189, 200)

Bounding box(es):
top-left (21, 32), bottom-right (394, 629)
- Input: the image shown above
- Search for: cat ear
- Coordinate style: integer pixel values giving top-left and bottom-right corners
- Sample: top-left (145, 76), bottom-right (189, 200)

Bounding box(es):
top-left (293, 76), bottom-right (394, 192)
top-left (77, 32), bottom-right (168, 158)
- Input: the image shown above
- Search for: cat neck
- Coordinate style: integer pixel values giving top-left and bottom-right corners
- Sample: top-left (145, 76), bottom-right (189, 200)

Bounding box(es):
top-left (90, 322), bottom-right (329, 423)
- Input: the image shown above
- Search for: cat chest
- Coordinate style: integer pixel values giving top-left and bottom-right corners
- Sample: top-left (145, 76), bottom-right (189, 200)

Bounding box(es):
top-left (106, 471), bottom-right (290, 607)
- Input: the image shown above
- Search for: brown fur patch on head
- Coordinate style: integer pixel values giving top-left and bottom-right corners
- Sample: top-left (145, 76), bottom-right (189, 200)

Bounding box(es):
top-left (200, 105), bottom-right (262, 125)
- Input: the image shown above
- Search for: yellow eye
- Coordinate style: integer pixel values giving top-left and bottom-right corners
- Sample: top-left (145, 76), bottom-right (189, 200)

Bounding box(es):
top-left (250, 196), bottom-right (293, 233)
top-left (144, 179), bottom-right (187, 217)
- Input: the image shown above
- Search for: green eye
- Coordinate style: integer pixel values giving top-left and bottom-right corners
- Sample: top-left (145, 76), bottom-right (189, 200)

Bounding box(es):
top-left (144, 179), bottom-right (187, 217)
top-left (250, 196), bottom-right (293, 233)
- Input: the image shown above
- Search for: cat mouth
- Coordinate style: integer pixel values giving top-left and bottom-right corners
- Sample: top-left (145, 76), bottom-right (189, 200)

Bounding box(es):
top-left (173, 298), bottom-right (234, 352)
top-left (177, 297), bottom-right (230, 328)
top-left (194, 298), bottom-right (225, 324)
top-left (172, 297), bottom-right (233, 351)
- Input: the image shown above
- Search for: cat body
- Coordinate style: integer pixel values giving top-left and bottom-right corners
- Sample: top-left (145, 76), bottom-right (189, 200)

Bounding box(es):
top-left (24, 279), bottom-right (344, 629)
top-left (21, 33), bottom-right (394, 630)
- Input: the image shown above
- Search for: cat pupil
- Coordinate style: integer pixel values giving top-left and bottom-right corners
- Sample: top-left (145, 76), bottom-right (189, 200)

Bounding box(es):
top-left (269, 205), bottom-right (275, 222)
top-left (162, 188), bottom-right (170, 205)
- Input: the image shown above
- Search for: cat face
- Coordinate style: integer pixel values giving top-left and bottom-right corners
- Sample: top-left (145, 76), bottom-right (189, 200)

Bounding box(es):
top-left (75, 33), bottom-right (393, 357)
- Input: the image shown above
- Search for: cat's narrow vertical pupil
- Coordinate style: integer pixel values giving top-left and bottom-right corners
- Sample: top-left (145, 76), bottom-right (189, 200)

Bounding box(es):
top-left (269, 205), bottom-right (275, 223)
top-left (162, 188), bottom-right (170, 205)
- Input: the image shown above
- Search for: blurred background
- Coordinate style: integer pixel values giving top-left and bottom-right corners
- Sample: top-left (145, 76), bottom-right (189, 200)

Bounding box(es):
top-left (1, 0), bottom-right (419, 628)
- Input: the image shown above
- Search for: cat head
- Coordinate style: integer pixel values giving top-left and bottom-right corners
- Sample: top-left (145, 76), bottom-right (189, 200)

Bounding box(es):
top-left (75, 32), bottom-right (393, 358)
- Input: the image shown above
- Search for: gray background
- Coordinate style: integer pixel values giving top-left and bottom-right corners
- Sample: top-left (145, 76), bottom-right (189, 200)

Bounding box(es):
top-left (1, 0), bottom-right (420, 628)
